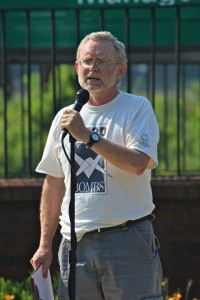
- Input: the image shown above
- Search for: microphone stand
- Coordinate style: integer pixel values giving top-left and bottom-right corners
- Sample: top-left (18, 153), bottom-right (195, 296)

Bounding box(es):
top-left (61, 88), bottom-right (89, 300)
top-left (68, 133), bottom-right (77, 300)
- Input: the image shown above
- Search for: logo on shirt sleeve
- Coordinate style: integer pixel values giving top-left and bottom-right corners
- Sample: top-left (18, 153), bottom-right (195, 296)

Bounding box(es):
top-left (137, 133), bottom-right (150, 148)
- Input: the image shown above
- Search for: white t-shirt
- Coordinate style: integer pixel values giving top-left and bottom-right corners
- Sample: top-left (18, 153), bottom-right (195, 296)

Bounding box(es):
top-left (36, 91), bottom-right (159, 241)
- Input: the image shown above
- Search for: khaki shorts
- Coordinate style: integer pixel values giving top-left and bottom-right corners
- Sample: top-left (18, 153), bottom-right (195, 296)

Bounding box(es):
top-left (58, 219), bottom-right (163, 300)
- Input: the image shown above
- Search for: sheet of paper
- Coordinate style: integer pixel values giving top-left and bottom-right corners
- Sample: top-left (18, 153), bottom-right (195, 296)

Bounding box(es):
top-left (30, 264), bottom-right (54, 300)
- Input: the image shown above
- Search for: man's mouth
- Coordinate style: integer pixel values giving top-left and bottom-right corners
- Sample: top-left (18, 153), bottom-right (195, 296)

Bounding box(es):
top-left (86, 76), bottom-right (100, 82)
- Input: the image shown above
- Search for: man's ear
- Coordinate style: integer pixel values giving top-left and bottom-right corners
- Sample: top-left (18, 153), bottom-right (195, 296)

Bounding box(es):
top-left (117, 63), bottom-right (127, 81)
top-left (75, 61), bottom-right (79, 74)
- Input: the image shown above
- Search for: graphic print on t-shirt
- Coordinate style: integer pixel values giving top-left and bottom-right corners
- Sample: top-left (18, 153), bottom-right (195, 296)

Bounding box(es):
top-left (75, 141), bottom-right (112, 194)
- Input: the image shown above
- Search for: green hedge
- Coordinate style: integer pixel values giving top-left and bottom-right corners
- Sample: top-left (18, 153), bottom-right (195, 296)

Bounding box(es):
top-left (0, 272), bottom-right (59, 300)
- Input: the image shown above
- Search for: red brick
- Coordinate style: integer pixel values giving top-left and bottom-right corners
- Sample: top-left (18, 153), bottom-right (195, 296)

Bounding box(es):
top-left (0, 176), bottom-right (200, 300)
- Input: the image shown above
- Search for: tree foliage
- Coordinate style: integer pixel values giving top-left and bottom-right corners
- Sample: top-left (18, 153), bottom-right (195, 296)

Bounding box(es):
top-left (0, 65), bottom-right (199, 177)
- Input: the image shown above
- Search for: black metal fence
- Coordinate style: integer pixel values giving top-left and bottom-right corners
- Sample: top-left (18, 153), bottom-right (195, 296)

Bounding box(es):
top-left (0, 5), bottom-right (200, 178)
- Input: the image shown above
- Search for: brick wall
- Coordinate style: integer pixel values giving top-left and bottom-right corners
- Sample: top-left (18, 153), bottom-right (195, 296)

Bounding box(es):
top-left (153, 177), bottom-right (200, 299)
top-left (0, 178), bottom-right (61, 280)
top-left (0, 177), bottom-right (200, 298)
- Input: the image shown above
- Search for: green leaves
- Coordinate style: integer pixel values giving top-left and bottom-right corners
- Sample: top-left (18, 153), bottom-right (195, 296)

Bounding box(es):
top-left (0, 272), bottom-right (59, 300)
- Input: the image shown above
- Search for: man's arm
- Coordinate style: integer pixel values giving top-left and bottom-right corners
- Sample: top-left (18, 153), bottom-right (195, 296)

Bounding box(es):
top-left (90, 137), bottom-right (150, 175)
top-left (30, 175), bottom-right (65, 277)
top-left (61, 109), bottom-right (150, 175)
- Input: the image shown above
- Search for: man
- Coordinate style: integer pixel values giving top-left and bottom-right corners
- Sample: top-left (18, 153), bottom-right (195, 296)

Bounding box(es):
top-left (30, 31), bottom-right (163, 300)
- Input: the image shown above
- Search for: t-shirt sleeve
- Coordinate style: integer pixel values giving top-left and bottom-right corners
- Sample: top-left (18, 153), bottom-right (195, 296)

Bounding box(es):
top-left (35, 112), bottom-right (65, 178)
top-left (126, 98), bottom-right (159, 170)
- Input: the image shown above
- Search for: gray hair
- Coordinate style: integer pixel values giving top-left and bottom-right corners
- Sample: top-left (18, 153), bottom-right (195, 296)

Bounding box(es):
top-left (76, 31), bottom-right (127, 64)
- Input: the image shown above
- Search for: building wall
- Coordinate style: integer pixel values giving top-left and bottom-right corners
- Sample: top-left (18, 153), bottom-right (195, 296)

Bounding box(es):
top-left (0, 177), bottom-right (200, 298)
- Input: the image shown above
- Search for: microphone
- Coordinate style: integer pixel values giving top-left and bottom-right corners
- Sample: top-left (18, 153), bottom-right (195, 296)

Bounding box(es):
top-left (62, 88), bottom-right (90, 138)
top-left (73, 88), bottom-right (90, 112)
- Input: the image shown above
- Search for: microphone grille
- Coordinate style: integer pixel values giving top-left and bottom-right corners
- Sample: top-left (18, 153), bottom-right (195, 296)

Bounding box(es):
top-left (76, 89), bottom-right (90, 104)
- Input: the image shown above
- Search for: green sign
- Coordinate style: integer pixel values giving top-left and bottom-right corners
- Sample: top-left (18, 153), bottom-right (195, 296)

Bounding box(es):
top-left (0, 0), bottom-right (199, 49)
top-left (0, 0), bottom-right (199, 8)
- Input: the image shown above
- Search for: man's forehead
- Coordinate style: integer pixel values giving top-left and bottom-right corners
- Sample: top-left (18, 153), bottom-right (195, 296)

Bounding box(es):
top-left (79, 40), bottom-right (116, 57)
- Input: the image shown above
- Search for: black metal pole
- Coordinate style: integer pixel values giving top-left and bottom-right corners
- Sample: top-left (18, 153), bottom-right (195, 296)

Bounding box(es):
top-left (1, 10), bottom-right (8, 178)
top-left (175, 6), bottom-right (181, 176)
top-left (150, 7), bottom-right (156, 177)
top-left (26, 10), bottom-right (32, 176)
top-left (51, 9), bottom-right (57, 116)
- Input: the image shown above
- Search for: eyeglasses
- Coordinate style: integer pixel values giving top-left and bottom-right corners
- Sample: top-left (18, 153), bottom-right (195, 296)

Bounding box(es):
top-left (79, 59), bottom-right (118, 69)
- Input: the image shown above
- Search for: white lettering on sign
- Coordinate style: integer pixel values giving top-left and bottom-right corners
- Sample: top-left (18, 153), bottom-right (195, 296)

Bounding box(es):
top-left (159, 0), bottom-right (175, 5)
top-left (77, 0), bottom-right (199, 5)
